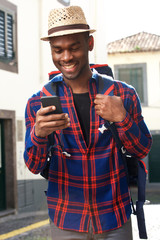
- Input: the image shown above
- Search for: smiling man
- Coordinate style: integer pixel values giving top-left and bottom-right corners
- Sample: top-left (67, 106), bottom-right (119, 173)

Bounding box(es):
top-left (24, 5), bottom-right (152, 240)
top-left (49, 33), bottom-right (93, 92)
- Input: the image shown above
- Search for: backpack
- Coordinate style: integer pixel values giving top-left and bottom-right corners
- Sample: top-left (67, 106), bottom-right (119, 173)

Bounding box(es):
top-left (48, 63), bottom-right (114, 80)
top-left (41, 64), bottom-right (148, 239)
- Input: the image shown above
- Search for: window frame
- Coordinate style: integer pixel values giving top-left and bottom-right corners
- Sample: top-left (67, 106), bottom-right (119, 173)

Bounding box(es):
top-left (0, 0), bottom-right (18, 73)
top-left (114, 63), bottom-right (148, 106)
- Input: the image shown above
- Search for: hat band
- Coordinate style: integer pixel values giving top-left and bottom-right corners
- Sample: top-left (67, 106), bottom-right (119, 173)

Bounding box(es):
top-left (48, 24), bottom-right (90, 35)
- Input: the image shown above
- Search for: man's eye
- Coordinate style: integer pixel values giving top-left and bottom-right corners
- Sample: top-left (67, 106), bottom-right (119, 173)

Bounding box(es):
top-left (54, 49), bottom-right (62, 53)
top-left (72, 46), bottom-right (80, 51)
top-left (51, 47), bottom-right (62, 53)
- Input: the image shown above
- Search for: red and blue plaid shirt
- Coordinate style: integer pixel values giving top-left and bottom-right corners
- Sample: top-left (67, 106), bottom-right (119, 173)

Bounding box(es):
top-left (24, 72), bottom-right (152, 233)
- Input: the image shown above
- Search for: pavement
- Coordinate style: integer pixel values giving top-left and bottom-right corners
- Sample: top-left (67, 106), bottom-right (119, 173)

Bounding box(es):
top-left (0, 204), bottom-right (160, 240)
top-left (132, 204), bottom-right (160, 240)
top-left (0, 210), bottom-right (51, 240)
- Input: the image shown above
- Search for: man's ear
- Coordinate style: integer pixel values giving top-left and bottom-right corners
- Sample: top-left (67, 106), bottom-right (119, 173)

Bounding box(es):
top-left (88, 35), bottom-right (94, 51)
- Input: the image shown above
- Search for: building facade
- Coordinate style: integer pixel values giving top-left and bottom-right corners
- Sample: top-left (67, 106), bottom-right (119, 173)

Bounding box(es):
top-left (0, 0), bottom-right (108, 214)
top-left (107, 32), bottom-right (160, 184)
top-left (0, 1), bottom-right (159, 215)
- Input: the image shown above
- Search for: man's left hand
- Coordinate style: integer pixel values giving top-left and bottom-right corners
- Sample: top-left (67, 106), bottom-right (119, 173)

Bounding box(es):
top-left (94, 94), bottom-right (126, 122)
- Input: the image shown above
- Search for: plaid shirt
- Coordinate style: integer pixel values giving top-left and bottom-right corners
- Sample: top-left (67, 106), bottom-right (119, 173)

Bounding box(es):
top-left (24, 72), bottom-right (152, 234)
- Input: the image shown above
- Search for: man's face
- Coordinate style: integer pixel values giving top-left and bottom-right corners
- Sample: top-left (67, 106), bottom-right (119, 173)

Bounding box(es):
top-left (49, 33), bottom-right (93, 82)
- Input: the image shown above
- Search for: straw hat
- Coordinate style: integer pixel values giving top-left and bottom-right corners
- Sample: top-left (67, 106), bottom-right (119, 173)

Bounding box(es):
top-left (41, 6), bottom-right (96, 41)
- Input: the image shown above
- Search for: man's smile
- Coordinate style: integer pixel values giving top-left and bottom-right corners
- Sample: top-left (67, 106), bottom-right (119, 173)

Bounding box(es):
top-left (61, 63), bottom-right (78, 73)
top-left (63, 63), bottom-right (76, 69)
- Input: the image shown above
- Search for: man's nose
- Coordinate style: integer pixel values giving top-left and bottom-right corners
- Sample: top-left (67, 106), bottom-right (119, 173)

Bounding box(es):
top-left (62, 50), bottom-right (73, 62)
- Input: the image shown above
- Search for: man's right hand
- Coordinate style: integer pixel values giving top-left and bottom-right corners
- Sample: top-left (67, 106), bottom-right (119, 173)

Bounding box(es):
top-left (35, 105), bottom-right (70, 137)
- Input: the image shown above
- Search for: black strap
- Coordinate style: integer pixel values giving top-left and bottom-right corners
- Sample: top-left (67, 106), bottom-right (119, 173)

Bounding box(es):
top-left (105, 121), bottom-right (136, 212)
top-left (98, 74), bottom-right (105, 93)
top-left (51, 81), bottom-right (58, 95)
top-left (99, 75), bottom-right (148, 239)
top-left (104, 121), bottom-right (131, 185)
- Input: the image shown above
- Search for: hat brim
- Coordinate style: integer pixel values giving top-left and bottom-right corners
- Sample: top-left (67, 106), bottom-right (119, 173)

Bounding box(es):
top-left (41, 28), bottom-right (96, 41)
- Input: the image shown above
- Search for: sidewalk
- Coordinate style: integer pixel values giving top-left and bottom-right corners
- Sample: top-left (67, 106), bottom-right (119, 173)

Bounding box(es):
top-left (0, 205), bottom-right (160, 240)
top-left (0, 211), bottom-right (51, 240)
top-left (132, 204), bottom-right (160, 240)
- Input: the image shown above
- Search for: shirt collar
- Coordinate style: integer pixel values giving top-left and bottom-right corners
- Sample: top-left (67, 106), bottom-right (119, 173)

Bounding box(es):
top-left (50, 73), bottom-right (63, 83)
top-left (50, 71), bottom-right (99, 86)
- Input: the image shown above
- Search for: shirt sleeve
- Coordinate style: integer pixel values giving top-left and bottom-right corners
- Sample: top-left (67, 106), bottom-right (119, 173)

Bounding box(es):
top-left (115, 82), bottom-right (152, 160)
top-left (23, 93), bottom-right (49, 174)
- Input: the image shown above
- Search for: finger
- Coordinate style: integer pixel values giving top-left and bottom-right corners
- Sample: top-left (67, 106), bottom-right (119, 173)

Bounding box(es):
top-left (95, 104), bottom-right (103, 113)
top-left (35, 114), bottom-right (70, 137)
top-left (94, 98), bottom-right (102, 105)
top-left (42, 119), bottom-right (70, 132)
top-left (46, 123), bottom-right (70, 133)
top-left (41, 114), bottom-right (70, 127)
top-left (53, 120), bottom-right (71, 130)
top-left (45, 113), bottom-right (69, 121)
top-left (94, 104), bottom-right (101, 111)
top-left (95, 94), bottom-right (105, 100)
top-left (94, 94), bottom-right (107, 104)
top-left (38, 106), bottom-right (56, 116)
top-left (96, 94), bottom-right (104, 98)
top-left (39, 109), bottom-right (69, 122)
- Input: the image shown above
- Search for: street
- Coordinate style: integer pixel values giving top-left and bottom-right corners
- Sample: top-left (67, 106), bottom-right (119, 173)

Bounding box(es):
top-left (0, 204), bottom-right (160, 240)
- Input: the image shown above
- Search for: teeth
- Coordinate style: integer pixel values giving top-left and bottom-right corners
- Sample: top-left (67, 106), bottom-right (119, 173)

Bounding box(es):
top-left (64, 64), bottom-right (75, 69)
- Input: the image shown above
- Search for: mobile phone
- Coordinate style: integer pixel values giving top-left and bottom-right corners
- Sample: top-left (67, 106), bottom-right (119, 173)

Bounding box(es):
top-left (40, 96), bottom-right (63, 114)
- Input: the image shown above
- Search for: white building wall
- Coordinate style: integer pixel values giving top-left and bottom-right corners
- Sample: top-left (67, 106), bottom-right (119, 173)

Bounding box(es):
top-left (108, 51), bottom-right (160, 130)
top-left (69, 0), bottom-right (108, 64)
top-left (2, 0), bottom-right (158, 211)
top-left (0, 0), bottom-right (41, 117)
top-left (3, 0), bottom-right (108, 183)
top-left (0, 0), bottom-right (110, 211)
top-left (0, 0), bottom-right (42, 184)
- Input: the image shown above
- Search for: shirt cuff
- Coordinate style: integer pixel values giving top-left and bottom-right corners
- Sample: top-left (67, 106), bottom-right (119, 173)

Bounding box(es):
top-left (116, 112), bottom-right (133, 132)
top-left (31, 126), bottom-right (48, 147)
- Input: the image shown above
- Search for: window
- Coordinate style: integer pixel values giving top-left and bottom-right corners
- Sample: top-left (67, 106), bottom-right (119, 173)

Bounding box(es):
top-left (0, 0), bottom-right (18, 73)
top-left (57, 0), bottom-right (70, 6)
top-left (114, 63), bottom-right (148, 105)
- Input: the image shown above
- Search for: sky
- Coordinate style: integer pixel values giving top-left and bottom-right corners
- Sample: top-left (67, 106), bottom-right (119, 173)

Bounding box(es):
top-left (103, 0), bottom-right (160, 43)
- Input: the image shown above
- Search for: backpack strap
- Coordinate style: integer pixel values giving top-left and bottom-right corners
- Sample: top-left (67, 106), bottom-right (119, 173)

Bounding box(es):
top-left (136, 160), bottom-right (148, 239)
top-left (104, 121), bottom-right (132, 185)
top-left (42, 80), bottom-right (59, 96)
top-left (48, 64), bottom-right (114, 80)
top-left (107, 121), bottom-right (148, 239)
top-left (98, 74), bottom-right (114, 96)
top-left (98, 75), bottom-right (148, 239)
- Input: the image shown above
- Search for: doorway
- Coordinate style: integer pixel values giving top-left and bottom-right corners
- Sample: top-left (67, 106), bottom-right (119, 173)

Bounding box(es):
top-left (0, 120), bottom-right (6, 210)
top-left (0, 110), bottom-right (17, 213)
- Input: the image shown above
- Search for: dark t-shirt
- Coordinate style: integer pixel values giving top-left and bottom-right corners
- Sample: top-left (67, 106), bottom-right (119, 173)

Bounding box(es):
top-left (73, 92), bottom-right (90, 147)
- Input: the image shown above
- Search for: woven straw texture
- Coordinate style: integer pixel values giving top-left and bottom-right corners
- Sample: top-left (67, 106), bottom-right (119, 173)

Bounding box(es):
top-left (41, 6), bottom-right (96, 40)
top-left (48, 6), bottom-right (87, 29)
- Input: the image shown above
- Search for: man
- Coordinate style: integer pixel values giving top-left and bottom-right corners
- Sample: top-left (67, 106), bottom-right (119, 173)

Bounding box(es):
top-left (24, 6), bottom-right (152, 240)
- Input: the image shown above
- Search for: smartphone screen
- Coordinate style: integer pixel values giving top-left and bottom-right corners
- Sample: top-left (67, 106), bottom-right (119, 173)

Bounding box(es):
top-left (40, 96), bottom-right (63, 114)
